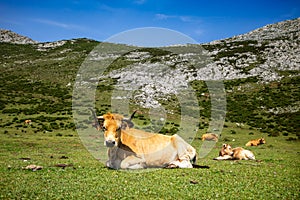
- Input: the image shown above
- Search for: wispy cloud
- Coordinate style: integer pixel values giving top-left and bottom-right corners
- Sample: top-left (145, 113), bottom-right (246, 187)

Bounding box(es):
top-left (32, 18), bottom-right (84, 30)
top-left (194, 29), bottom-right (204, 36)
top-left (133, 0), bottom-right (147, 5)
top-left (0, 18), bottom-right (23, 26)
top-left (155, 13), bottom-right (176, 20)
top-left (179, 16), bottom-right (197, 23)
top-left (155, 13), bottom-right (201, 23)
top-left (99, 4), bottom-right (127, 13)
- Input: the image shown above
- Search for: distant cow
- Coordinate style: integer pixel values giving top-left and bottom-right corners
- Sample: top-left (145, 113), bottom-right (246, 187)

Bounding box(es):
top-left (214, 144), bottom-right (255, 160)
top-left (24, 120), bottom-right (32, 125)
top-left (246, 138), bottom-right (266, 146)
top-left (201, 133), bottom-right (218, 141)
top-left (90, 109), bottom-right (197, 169)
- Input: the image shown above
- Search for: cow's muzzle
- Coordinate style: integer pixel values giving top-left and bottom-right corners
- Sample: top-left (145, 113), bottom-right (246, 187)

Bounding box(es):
top-left (105, 140), bottom-right (116, 147)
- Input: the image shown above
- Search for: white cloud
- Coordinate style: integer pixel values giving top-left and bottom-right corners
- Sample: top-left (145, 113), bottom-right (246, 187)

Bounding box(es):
top-left (155, 13), bottom-right (201, 23)
top-left (194, 29), bottom-right (204, 36)
top-left (155, 14), bottom-right (175, 20)
top-left (134, 0), bottom-right (147, 5)
top-left (32, 18), bottom-right (84, 30)
top-left (33, 19), bottom-right (69, 28)
top-left (0, 18), bottom-right (23, 25)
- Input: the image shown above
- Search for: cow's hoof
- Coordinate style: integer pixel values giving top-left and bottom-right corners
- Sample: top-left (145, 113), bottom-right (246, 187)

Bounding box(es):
top-left (165, 164), bottom-right (179, 169)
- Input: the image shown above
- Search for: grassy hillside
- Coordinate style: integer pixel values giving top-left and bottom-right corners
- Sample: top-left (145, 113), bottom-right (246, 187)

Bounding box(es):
top-left (1, 39), bottom-right (299, 137)
top-left (0, 39), bottom-right (98, 136)
top-left (0, 35), bottom-right (299, 199)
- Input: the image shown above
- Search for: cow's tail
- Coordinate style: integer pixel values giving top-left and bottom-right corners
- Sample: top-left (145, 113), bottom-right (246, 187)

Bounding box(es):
top-left (191, 154), bottom-right (197, 164)
top-left (191, 154), bottom-right (210, 168)
top-left (190, 155), bottom-right (210, 168)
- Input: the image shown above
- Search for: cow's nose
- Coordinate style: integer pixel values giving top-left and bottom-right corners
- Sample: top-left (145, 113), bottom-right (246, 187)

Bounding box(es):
top-left (105, 140), bottom-right (116, 147)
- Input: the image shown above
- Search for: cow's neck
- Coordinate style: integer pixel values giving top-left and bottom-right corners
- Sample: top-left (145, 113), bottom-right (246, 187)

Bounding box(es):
top-left (120, 130), bottom-right (133, 145)
top-left (118, 130), bottom-right (136, 151)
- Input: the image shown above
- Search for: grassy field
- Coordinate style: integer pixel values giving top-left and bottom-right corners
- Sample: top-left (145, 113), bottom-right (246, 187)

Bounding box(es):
top-left (0, 125), bottom-right (299, 199)
top-left (0, 40), bottom-right (299, 199)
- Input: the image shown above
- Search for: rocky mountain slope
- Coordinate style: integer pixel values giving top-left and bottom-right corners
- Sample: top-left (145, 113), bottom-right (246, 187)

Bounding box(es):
top-left (0, 29), bottom-right (37, 44)
top-left (0, 18), bottom-right (299, 136)
top-left (82, 18), bottom-right (299, 108)
top-left (205, 17), bottom-right (299, 82)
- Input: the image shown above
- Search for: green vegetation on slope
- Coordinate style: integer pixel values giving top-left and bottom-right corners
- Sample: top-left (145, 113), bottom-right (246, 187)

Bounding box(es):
top-left (0, 38), bottom-right (299, 199)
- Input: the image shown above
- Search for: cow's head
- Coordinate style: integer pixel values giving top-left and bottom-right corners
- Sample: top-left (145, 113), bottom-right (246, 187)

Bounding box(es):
top-left (259, 138), bottom-right (266, 144)
top-left (90, 109), bottom-right (136, 148)
top-left (221, 144), bottom-right (234, 156)
top-left (101, 113), bottom-right (124, 147)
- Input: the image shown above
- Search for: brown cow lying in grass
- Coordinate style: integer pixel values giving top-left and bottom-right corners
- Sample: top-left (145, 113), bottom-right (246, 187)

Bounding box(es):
top-left (24, 119), bottom-right (32, 125)
top-left (201, 133), bottom-right (218, 141)
top-left (246, 138), bottom-right (266, 146)
top-left (91, 109), bottom-right (197, 169)
top-left (214, 144), bottom-right (255, 160)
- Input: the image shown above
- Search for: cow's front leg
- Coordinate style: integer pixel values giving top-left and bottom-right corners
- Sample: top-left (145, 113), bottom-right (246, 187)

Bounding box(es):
top-left (106, 159), bottom-right (122, 169)
top-left (106, 147), bottom-right (122, 169)
top-left (120, 155), bottom-right (146, 169)
top-left (213, 155), bottom-right (233, 160)
top-left (167, 160), bottom-right (193, 168)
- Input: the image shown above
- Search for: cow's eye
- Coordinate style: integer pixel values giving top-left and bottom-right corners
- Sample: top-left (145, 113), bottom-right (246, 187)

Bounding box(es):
top-left (102, 126), bottom-right (107, 131)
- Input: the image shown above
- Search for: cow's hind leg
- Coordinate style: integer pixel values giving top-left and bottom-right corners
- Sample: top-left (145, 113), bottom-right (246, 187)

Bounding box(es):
top-left (169, 135), bottom-right (196, 168)
top-left (120, 155), bottom-right (146, 169)
top-left (243, 150), bottom-right (255, 160)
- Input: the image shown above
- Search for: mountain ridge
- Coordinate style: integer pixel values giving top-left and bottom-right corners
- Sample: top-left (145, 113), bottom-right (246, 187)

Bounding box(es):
top-left (1, 18), bottom-right (299, 45)
top-left (208, 17), bottom-right (300, 44)
top-left (0, 18), bottom-right (299, 136)
top-left (0, 29), bottom-right (37, 44)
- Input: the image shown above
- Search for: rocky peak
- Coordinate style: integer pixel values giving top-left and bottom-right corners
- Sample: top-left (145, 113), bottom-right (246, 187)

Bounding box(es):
top-left (209, 17), bottom-right (300, 44)
top-left (203, 18), bottom-right (300, 82)
top-left (86, 18), bottom-right (299, 108)
top-left (0, 29), bottom-right (37, 44)
top-left (232, 17), bottom-right (300, 41)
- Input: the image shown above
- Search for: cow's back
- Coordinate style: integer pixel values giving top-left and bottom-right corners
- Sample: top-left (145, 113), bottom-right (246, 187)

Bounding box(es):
top-left (121, 130), bottom-right (195, 167)
top-left (121, 129), bottom-right (173, 152)
top-left (233, 147), bottom-right (255, 160)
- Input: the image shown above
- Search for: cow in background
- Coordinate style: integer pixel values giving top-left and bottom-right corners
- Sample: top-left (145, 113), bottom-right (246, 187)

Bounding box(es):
top-left (214, 144), bottom-right (255, 160)
top-left (246, 138), bottom-right (266, 146)
top-left (201, 133), bottom-right (218, 142)
top-left (24, 120), bottom-right (32, 125)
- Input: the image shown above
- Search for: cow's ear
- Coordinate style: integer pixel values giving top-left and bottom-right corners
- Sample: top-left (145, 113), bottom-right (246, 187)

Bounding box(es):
top-left (91, 117), bottom-right (104, 131)
top-left (121, 110), bottom-right (137, 129)
top-left (90, 108), bottom-right (104, 131)
top-left (98, 118), bottom-right (105, 128)
top-left (121, 119), bottom-right (134, 129)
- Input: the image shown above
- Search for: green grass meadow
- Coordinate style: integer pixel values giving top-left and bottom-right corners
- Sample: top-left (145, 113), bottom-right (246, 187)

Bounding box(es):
top-left (0, 40), bottom-right (299, 199)
top-left (0, 125), bottom-right (299, 199)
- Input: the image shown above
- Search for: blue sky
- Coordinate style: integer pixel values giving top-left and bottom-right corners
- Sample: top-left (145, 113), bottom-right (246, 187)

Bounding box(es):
top-left (0, 0), bottom-right (299, 44)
